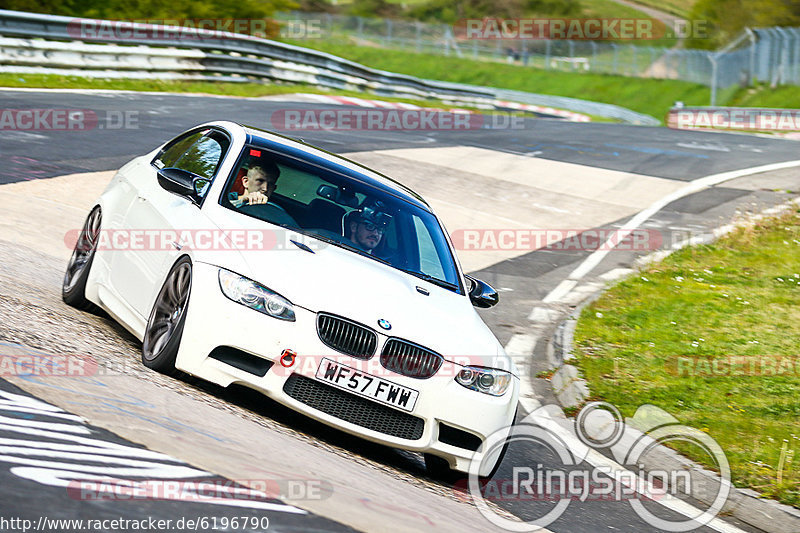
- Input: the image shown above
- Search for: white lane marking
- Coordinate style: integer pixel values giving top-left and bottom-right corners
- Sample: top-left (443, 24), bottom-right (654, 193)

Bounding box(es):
top-left (504, 334), bottom-right (538, 382)
top-left (429, 197), bottom-right (532, 228)
top-left (541, 280), bottom-right (577, 304)
top-left (504, 334), bottom-right (537, 356)
top-left (555, 159), bottom-right (800, 288)
top-left (0, 390), bottom-right (308, 514)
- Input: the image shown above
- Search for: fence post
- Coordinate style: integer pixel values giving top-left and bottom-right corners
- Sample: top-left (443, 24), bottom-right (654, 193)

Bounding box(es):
top-left (747, 28), bottom-right (756, 85)
top-left (710, 53), bottom-right (718, 106)
top-left (357, 16), bottom-right (364, 41)
top-left (415, 21), bottom-right (421, 53)
top-left (545, 39), bottom-right (551, 69)
top-left (612, 43), bottom-right (618, 74)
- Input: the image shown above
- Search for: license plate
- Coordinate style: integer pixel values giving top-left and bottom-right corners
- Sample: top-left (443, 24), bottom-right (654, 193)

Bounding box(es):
top-left (315, 358), bottom-right (419, 412)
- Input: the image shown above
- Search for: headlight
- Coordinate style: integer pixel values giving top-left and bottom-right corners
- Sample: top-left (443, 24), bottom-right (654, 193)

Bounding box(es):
top-left (455, 366), bottom-right (511, 396)
top-left (218, 268), bottom-right (295, 321)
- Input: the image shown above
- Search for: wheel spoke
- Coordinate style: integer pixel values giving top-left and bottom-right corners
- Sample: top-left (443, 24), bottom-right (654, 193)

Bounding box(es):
top-left (150, 318), bottom-right (172, 333)
top-left (150, 328), bottom-right (170, 355)
top-left (177, 267), bottom-right (189, 295)
top-left (143, 260), bottom-right (190, 367)
top-left (166, 274), bottom-right (181, 306)
top-left (155, 297), bottom-right (175, 316)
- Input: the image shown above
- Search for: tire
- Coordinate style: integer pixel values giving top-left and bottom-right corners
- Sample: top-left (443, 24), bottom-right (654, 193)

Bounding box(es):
top-left (62, 206), bottom-right (102, 311)
top-left (142, 257), bottom-right (192, 375)
top-left (424, 453), bottom-right (463, 483)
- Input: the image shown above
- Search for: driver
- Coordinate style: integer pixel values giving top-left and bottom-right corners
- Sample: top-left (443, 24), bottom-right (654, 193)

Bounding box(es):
top-left (348, 203), bottom-right (391, 254)
top-left (233, 162), bottom-right (280, 207)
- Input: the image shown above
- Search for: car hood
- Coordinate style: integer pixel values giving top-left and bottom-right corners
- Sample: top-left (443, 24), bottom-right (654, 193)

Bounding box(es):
top-left (205, 213), bottom-right (507, 369)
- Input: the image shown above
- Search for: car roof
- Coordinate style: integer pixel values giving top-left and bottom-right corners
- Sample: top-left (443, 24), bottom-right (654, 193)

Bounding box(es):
top-left (240, 124), bottom-right (431, 211)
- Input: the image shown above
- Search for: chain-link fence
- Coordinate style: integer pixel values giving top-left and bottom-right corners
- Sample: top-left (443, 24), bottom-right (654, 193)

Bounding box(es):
top-left (276, 12), bottom-right (800, 103)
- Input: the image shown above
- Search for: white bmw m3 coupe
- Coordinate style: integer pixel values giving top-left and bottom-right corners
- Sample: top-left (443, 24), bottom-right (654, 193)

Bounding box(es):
top-left (63, 121), bottom-right (519, 478)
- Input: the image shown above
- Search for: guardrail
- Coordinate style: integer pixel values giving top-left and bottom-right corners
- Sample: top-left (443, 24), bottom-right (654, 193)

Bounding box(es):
top-left (0, 9), bottom-right (659, 125)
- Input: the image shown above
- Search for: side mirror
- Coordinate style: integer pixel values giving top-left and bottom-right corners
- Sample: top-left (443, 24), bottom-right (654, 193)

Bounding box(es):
top-left (465, 275), bottom-right (499, 308)
top-left (157, 168), bottom-right (207, 205)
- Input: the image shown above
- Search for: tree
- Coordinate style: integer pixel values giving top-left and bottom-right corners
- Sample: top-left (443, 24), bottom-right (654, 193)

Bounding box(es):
top-left (687, 0), bottom-right (800, 49)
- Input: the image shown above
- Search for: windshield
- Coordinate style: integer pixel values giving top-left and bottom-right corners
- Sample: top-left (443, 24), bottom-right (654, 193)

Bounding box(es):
top-left (221, 144), bottom-right (462, 292)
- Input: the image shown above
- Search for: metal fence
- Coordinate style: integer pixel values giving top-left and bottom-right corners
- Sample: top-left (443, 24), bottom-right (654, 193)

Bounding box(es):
top-left (278, 12), bottom-right (800, 102)
top-left (0, 9), bottom-right (659, 124)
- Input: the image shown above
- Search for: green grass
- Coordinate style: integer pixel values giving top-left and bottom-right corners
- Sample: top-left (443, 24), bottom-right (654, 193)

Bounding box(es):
top-left (4, 42), bottom-right (800, 125)
top-left (0, 73), bottom-right (517, 112)
top-left (615, 0), bottom-right (696, 18)
top-left (582, 0), bottom-right (655, 19)
top-left (579, 0), bottom-right (680, 46)
top-left (572, 211), bottom-right (800, 507)
top-left (283, 39), bottom-right (710, 119)
top-left (728, 83), bottom-right (800, 109)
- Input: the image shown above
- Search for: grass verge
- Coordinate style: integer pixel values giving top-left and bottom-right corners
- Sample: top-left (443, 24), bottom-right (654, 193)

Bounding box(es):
top-left (4, 45), bottom-right (800, 125)
top-left (613, 0), bottom-right (694, 18)
top-left (284, 39), bottom-right (713, 120)
top-left (283, 39), bottom-right (800, 121)
top-left (572, 209), bottom-right (800, 507)
top-left (0, 73), bottom-right (534, 113)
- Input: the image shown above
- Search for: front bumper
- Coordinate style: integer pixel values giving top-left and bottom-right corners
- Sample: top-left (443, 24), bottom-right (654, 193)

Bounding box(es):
top-left (175, 262), bottom-right (519, 474)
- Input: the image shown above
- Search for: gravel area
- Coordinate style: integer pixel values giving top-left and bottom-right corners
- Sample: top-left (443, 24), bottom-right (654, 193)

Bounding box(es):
top-left (0, 238), bottom-right (515, 518)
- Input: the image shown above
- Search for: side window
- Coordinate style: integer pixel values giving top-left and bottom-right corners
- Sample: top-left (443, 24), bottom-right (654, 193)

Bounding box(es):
top-left (153, 131), bottom-right (204, 169)
top-left (173, 135), bottom-right (226, 180)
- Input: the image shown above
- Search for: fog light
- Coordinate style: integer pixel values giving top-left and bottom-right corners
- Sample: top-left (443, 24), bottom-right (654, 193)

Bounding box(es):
top-left (280, 349), bottom-right (296, 367)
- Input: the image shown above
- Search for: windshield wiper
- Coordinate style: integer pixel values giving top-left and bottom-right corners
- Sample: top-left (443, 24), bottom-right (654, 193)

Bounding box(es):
top-left (303, 234), bottom-right (450, 284)
top-left (399, 269), bottom-right (459, 292)
top-left (310, 234), bottom-right (393, 266)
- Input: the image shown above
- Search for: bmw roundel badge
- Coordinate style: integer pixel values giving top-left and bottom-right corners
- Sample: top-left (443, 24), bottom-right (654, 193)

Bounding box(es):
top-left (378, 319), bottom-right (392, 330)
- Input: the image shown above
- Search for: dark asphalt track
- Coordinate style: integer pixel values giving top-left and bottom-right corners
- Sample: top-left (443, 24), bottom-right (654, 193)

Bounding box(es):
top-left (0, 378), bottom-right (355, 533)
top-left (1, 89), bottom-right (799, 184)
top-left (1, 88), bottom-right (797, 532)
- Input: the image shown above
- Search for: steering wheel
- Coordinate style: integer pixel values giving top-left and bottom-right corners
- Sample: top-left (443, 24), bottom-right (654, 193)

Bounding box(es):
top-left (239, 202), bottom-right (298, 227)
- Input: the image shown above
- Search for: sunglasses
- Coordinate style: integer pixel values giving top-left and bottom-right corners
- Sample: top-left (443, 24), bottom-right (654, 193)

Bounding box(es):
top-left (360, 221), bottom-right (386, 234)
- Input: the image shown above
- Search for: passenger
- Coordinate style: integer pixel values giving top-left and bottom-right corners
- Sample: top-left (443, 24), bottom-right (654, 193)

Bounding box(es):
top-left (347, 204), bottom-right (391, 254)
top-left (233, 162), bottom-right (280, 207)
